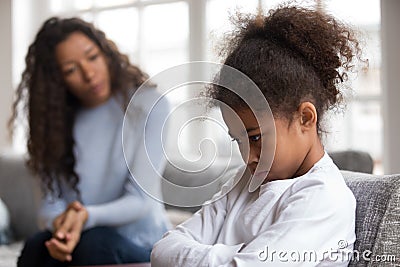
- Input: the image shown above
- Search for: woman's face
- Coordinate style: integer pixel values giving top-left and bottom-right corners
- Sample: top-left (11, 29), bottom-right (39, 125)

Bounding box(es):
top-left (221, 106), bottom-right (313, 183)
top-left (55, 31), bottom-right (111, 107)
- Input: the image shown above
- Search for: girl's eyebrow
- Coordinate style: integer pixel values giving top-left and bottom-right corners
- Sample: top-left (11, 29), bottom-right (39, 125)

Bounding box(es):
top-left (59, 46), bottom-right (95, 66)
top-left (246, 127), bottom-right (260, 133)
top-left (84, 45), bottom-right (95, 55)
top-left (228, 126), bottom-right (260, 138)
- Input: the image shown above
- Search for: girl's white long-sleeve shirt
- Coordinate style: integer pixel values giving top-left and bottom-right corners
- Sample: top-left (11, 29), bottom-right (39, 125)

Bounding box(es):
top-left (38, 88), bottom-right (170, 249)
top-left (151, 153), bottom-right (356, 266)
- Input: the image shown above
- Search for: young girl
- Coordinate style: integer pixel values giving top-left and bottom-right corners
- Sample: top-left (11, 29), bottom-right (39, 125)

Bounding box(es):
top-left (10, 17), bottom-right (170, 266)
top-left (151, 5), bottom-right (362, 266)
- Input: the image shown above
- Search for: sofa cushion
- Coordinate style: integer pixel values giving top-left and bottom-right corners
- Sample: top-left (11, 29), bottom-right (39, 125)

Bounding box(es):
top-left (343, 171), bottom-right (400, 267)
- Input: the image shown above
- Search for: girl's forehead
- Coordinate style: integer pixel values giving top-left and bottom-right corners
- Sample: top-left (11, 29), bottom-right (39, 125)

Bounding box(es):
top-left (55, 32), bottom-right (99, 64)
top-left (221, 106), bottom-right (275, 132)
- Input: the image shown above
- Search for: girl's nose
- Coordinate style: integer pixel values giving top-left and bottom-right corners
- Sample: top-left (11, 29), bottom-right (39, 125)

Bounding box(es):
top-left (247, 146), bottom-right (259, 165)
top-left (81, 62), bottom-right (95, 81)
top-left (240, 143), bottom-right (259, 165)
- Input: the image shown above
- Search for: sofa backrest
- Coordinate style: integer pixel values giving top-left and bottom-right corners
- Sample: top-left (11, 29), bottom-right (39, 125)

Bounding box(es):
top-left (330, 151), bottom-right (374, 174)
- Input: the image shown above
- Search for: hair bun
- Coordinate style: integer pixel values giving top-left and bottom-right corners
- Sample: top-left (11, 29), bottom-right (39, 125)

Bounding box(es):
top-left (246, 6), bottom-right (362, 90)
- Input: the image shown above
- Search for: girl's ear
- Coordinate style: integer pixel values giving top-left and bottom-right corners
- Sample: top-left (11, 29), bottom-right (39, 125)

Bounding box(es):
top-left (298, 102), bottom-right (317, 130)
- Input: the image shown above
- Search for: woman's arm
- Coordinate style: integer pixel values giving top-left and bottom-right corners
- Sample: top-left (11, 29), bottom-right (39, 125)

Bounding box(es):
top-left (82, 179), bottom-right (151, 229)
top-left (38, 194), bottom-right (68, 231)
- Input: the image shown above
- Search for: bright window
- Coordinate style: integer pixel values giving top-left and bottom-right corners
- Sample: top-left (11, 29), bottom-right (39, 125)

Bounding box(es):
top-left (321, 0), bottom-right (382, 173)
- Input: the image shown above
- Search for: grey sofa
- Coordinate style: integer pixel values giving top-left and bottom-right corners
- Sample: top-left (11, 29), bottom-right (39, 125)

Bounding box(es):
top-left (0, 152), bottom-right (399, 266)
top-left (344, 171), bottom-right (399, 267)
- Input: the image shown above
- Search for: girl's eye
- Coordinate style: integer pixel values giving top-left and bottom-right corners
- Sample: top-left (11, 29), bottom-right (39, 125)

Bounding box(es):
top-left (249, 135), bottom-right (261, 142)
top-left (88, 53), bottom-right (99, 61)
top-left (63, 66), bottom-right (76, 76)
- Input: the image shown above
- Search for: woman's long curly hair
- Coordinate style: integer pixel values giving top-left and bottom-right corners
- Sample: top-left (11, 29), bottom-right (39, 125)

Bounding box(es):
top-left (210, 5), bottom-right (366, 134)
top-left (9, 17), bottom-right (149, 196)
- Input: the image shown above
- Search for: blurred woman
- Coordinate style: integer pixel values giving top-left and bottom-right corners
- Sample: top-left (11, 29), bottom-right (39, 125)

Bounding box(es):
top-left (10, 17), bottom-right (170, 266)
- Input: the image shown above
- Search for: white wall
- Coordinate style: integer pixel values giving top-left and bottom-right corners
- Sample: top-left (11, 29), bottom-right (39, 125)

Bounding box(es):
top-left (381, 0), bottom-right (400, 174)
top-left (0, 0), bottom-right (13, 151)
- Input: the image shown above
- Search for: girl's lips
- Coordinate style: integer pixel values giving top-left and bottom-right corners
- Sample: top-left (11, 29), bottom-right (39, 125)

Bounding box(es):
top-left (91, 82), bottom-right (103, 94)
